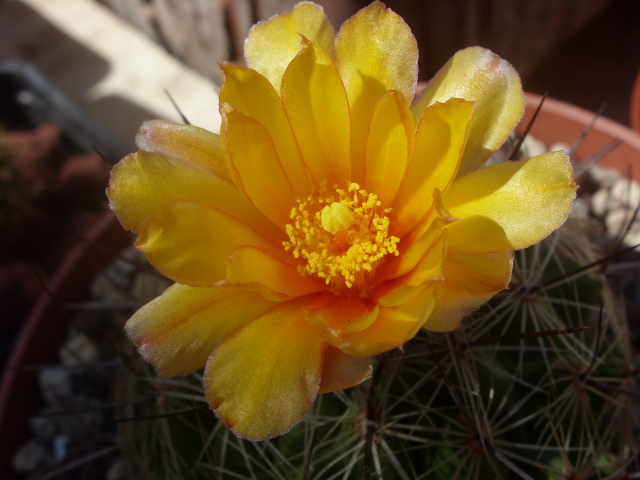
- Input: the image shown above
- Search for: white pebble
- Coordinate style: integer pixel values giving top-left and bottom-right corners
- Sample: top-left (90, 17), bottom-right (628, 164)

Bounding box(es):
top-left (52, 434), bottom-right (69, 463)
top-left (589, 165), bottom-right (623, 189)
top-left (609, 178), bottom-right (640, 208)
top-left (569, 197), bottom-right (590, 220)
top-left (29, 415), bottom-right (58, 442)
top-left (39, 367), bottom-right (72, 406)
top-left (520, 135), bottom-right (548, 159)
top-left (106, 458), bottom-right (128, 480)
top-left (12, 440), bottom-right (52, 474)
top-left (604, 208), bottom-right (640, 246)
top-left (591, 188), bottom-right (616, 217)
top-left (60, 333), bottom-right (99, 365)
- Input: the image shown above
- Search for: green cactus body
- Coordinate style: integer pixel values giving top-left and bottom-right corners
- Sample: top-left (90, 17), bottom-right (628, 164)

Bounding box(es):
top-left (111, 214), bottom-right (636, 479)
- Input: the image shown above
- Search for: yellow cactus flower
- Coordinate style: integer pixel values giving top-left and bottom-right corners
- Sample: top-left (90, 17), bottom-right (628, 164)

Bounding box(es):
top-left (107, 1), bottom-right (576, 440)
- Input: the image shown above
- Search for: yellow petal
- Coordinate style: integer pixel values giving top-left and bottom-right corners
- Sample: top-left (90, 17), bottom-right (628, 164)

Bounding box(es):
top-left (412, 47), bottom-right (524, 176)
top-left (444, 151), bottom-right (576, 253)
top-left (334, 1), bottom-right (418, 182)
top-left (304, 294), bottom-right (379, 336)
top-left (204, 298), bottom-right (326, 440)
top-left (135, 120), bottom-right (231, 182)
top-left (425, 251), bottom-right (513, 332)
top-left (219, 64), bottom-right (309, 197)
top-left (363, 90), bottom-right (414, 206)
top-left (107, 150), bottom-right (275, 236)
top-left (373, 231), bottom-right (446, 308)
top-left (244, 2), bottom-right (334, 92)
top-left (391, 99), bottom-right (475, 239)
top-left (126, 284), bottom-right (277, 376)
top-left (224, 246), bottom-right (325, 300)
top-left (318, 347), bottom-right (371, 394)
top-left (379, 202), bottom-right (452, 282)
top-left (222, 108), bottom-right (295, 228)
top-left (281, 39), bottom-right (351, 186)
top-left (137, 200), bottom-right (286, 286)
top-left (337, 285), bottom-right (436, 356)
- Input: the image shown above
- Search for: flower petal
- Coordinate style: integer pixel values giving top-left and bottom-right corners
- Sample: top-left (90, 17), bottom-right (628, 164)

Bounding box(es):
top-left (334, 1), bottom-right (418, 182)
top-left (219, 64), bottom-right (309, 197)
top-left (126, 284), bottom-right (277, 376)
top-left (304, 294), bottom-right (379, 337)
top-left (444, 151), bottom-right (576, 253)
top-left (137, 200), bottom-right (286, 286)
top-left (221, 108), bottom-right (295, 228)
top-left (107, 150), bottom-right (274, 236)
top-left (425, 251), bottom-right (513, 332)
top-left (380, 201), bottom-right (452, 282)
top-left (363, 90), bottom-right (414, 206)
top-left (224, 246), bottom-right (325, 300)
top-left (372, 231), bottom-right (446, 308)
top-left (391, 99), bottom-right (475, 239)
top-left (244, 2), bottom-right (334, 92)
top-left (412, 47), bottom-right (524, 176)
top-left (204, 298), bottom-right (326, 440)
top-left (318, 347), bottom-right (371, 394)
top-left (135, 120), bottom-right (231, 182)
top-left (281, 39), bottom-right (351, 186)
top-left (337, 285), bottom-right (436, 356)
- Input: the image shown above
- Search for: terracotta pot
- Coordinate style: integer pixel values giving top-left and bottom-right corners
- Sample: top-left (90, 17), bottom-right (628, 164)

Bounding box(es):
top-left (523, 92), bottom-right (640, 184)
top-left (631, 70), bottom-right (640, 134)
top-left (0, 211), bottom-right (130, 480)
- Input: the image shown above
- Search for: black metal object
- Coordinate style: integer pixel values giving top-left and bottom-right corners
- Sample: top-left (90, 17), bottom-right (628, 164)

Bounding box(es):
top-left (0, 61), bottom-right (127, 163)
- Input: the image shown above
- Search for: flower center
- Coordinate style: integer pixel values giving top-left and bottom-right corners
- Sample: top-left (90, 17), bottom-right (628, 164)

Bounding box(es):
top-left (283, 182), bottom-right (400, 290)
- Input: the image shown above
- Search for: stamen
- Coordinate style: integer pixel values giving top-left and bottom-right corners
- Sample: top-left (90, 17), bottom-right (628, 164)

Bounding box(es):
top-left (283, 182), bottom-right (399, 290)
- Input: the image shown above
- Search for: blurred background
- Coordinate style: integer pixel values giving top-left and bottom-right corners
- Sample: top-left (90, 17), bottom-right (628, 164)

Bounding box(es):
top-left (1, 0), bottom-right (639, 144)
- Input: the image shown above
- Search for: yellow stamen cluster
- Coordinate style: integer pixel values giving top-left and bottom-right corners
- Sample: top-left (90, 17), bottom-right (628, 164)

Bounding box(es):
top-left (283, 182), bottom-right (400, 290)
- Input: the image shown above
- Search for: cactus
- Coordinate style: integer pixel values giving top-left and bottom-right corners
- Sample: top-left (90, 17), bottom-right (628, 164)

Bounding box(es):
top-left (110, 186), bottom-right (637, 479)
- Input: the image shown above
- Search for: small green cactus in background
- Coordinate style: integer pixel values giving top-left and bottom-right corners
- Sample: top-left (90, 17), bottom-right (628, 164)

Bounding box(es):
top-left (112, 209), bottom-right (637, 479)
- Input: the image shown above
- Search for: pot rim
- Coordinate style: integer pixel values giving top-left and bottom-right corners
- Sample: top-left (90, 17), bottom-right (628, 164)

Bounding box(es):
top-left (0, 210), bottom-right (130, 479)
top-left (524, 92), bottom-right (640, 183)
